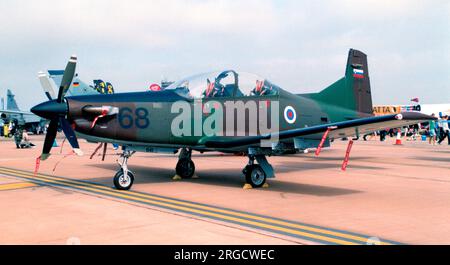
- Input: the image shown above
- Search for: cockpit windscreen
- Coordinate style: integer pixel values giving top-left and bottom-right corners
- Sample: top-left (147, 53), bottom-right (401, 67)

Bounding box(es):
top-left (166, 70), bottom-right (280, 99)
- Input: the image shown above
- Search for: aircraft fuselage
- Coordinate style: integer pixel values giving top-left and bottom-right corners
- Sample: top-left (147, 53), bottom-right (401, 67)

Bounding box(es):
top-left (66, 89), bottom-right (337, 152)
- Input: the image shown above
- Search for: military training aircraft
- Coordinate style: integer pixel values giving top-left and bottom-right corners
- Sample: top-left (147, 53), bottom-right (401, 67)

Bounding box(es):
top-left (31, 49), bottom-right (434, 190)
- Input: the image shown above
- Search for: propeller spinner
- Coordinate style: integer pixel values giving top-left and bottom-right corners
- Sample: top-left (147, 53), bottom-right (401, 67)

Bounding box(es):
top-left (31, 55), bottom-right (83, 160)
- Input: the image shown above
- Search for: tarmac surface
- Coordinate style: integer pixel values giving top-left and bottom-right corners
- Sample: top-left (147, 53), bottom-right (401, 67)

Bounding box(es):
top-left (0, 134), bottom-right (449, 244)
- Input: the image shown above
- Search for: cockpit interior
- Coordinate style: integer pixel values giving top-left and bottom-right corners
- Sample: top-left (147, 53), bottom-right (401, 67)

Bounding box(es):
top-left (166, 70), bottom-right (280, 99)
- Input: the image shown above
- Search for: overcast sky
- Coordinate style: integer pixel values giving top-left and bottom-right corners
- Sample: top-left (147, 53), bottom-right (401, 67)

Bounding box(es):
top-left (0, 0), bottom-right (449, 110)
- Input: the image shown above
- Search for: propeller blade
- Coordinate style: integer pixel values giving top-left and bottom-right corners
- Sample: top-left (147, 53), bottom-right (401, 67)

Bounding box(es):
top-left (57, 55), bottom-right (77, 103)
top-left (59, 117), bottom-right (83, 156)
top-left (38, 71), bottom-right (56, 100)
top-left (41, 119), bottom-right (58, 160)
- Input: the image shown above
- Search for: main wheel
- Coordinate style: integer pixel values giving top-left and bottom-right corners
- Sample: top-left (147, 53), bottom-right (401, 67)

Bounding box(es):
top-left (245, 164), bottom-right (266, 188)
top-left (176, 158), bottom-right (195, 179)
top-left (113, 169), bottom-right (135, 190)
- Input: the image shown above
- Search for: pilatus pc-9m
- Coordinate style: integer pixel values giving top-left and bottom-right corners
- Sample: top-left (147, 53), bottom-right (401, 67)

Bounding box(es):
top-left (31, 49), bottom-right (433, 190)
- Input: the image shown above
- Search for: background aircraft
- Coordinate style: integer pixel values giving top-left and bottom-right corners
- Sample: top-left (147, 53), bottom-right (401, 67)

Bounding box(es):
top-left (38, 70), bottom-right (114, 101)
top-left (31, 49), bottom-right (434, 190)
top-left (1, 89), bottom-right (46, 135)
top-left (0, 70), bottom-right (114, 136)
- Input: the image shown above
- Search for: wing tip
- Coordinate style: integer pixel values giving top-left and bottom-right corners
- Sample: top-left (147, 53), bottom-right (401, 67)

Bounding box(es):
top-left (400, 111), bottom-right (436, 120)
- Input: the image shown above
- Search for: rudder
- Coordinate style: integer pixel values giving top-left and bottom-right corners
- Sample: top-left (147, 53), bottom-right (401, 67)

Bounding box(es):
top-left (308, 49), bottom-right (373, 116)
top-left (346, 49), bottom-right (373, 115)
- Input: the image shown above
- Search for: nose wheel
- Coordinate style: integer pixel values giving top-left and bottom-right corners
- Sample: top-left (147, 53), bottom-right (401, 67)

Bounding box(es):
top-left (114, 149), bottom-right (136, 190)
top-left (113, 169), bottom-right (135, 190)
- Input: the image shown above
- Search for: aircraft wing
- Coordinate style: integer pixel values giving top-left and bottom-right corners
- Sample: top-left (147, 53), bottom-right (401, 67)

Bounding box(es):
top-left (202, 112), bottom-right (434, 148)
top-left (0, 109), bottom-right (34, 116)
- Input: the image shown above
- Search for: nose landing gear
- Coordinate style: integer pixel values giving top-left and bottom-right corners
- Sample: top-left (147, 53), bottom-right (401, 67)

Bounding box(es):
top-left (113, 149), bottom-right (136, 190)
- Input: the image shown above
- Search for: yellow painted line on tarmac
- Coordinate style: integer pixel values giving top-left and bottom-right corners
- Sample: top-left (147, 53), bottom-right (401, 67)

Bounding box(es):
top-left (0, 167), bottom-right (390, 245)
top-left (0, 182), bottom-right (37, 191)
top-left (0, 167), bottom-right (395, 245)
top-left (0, 169), bottom-right (355, 245)
top-left (0, 168), bottom-right (374, 244)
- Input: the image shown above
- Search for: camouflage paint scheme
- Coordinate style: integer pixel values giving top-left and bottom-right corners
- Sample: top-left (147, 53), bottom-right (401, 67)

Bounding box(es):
top-left (63, 49), bottom-right (431, 155)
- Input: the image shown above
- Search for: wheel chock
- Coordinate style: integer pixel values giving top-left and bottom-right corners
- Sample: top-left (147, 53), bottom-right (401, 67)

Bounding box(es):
top-left (262, 183), bottom-right (269, 188)
top-left (172, 175), bottom-right (182, 181)
top-left (243, 183), bottom-right (253, 189)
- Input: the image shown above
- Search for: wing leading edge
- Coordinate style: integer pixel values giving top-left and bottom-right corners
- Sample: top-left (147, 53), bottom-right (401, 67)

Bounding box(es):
top-left (0, 109), bottom-right (34, 116)
top-left (202, 112), bottom-right (434, 148)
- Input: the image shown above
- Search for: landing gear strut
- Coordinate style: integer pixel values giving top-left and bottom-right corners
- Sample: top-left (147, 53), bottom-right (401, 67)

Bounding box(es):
top-left (175, 148), bottom-right (195, 179)
top-left (113, 149), bottom-right (136, 190)
top-left (243, 154), bottom-right (274, 188)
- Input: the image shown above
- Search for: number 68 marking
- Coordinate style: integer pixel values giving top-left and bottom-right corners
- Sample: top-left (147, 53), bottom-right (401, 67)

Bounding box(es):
top-left (118, 107), bottom-right (149, 129)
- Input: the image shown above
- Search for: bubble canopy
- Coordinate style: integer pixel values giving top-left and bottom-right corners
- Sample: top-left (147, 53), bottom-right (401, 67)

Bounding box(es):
top-left (165, 70), bottom-right (280, 99)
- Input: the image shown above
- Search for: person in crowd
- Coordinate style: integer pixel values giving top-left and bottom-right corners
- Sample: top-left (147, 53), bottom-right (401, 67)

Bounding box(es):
top-left (388, 128), bottom-right (395, 138)
top-left (428, 113), bottom-right (437, 145)
top-left (437, 115), bottom-right (449, 145)
top-left (413, 123), bottom-right (420, 140)
top-left (20, 129), bottom-right (35, 148)
top-left (437, 116), bottom-right (444, 142)
top-left (407, 125), bottom-right (416, 141)
top-left (11, 120), bottom-right (23, 148)
top-left (379, 130), bottom-right (387, 141)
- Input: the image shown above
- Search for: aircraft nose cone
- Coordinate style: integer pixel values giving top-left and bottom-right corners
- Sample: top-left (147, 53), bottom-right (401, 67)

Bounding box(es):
top-left (31, 100), bottom-right (68, 119)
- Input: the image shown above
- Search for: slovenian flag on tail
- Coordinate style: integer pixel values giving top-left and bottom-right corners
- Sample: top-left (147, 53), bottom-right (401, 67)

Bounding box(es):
top-left (353, 69), bottom-right (364, 79)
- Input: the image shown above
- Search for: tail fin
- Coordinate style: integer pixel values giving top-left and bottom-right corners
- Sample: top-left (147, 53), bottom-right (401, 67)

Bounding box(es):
top-left (38, 70), bottom-right (104, 100)
top-left (307, 49), bottom-right (373, 116)
top-left (66, 75), bottom-right (99, 97)
top-left (6, 89), bottom-right (20, 111)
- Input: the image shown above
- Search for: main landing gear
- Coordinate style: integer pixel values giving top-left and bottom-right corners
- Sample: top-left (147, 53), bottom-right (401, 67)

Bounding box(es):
top-left (175, 148), bottom-right (195, 179)
top-left (113, 149), bottom-right (136, 190)
top-left (242, 153), bottom-right (274, 188)
top-left (112, 147), bottom-right (272, 190)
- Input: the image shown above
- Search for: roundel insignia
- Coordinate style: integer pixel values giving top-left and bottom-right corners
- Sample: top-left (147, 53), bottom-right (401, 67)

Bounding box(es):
top-left (284, 106), bottom-right (296, 124)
